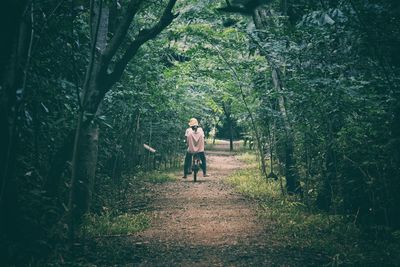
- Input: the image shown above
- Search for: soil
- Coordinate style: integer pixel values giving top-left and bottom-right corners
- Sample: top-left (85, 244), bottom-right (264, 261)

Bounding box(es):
top-left (78, 141), bottom-right (329, 266)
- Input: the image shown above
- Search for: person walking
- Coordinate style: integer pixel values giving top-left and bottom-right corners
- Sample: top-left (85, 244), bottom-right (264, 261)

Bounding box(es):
top-left (183, 118), bottom-right (209, 178)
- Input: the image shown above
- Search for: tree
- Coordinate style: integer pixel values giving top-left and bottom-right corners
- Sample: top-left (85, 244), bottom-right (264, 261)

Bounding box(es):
top-left (247, 4), bottom-right (301, 194)
top-left (0, 0), bottom-right (30, 251)
top-left (68, 0), bottom-right (178, 239)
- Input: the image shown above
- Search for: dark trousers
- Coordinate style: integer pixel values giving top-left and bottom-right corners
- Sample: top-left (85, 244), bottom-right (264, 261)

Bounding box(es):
top-left (184, 151), bottom-right (206, 176)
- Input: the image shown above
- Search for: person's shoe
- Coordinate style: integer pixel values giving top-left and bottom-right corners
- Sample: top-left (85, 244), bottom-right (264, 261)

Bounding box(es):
top-left (203, 174), bottom-right (209, 177)
top-left (182, 175), bottom-right (187, 179)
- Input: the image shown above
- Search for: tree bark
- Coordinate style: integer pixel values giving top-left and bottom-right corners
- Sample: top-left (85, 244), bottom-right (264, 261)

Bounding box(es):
top-left (222, 104), bottom-right (234, 152)
top-left (69, 122), bottom-right (99, 219)
top-left (229, 120), bottom-right (234, 151)
top-left (252, 6), bottom-right (301, 194)
top-left (0, 0), bottom-right (30, 248)
top-left (271, 68), bottom-right (301, 194)
top-left (68, 0), bottom-right (106, 240)
top-left (67, 0), bottom-right (178, 240)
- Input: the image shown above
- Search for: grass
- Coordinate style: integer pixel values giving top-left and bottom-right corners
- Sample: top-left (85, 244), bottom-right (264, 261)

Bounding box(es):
top-left (227, 153), bottom-right (400, 266)
top-left (235, 152), bottom-right (259, 166)
top-left (80, 211), bottom-right (150, 238)
top-left (81, 170), bottom-right (177, 238)
top-left (140, 170), bottom-right (178, 183)
top-left (80, 170), bottom-right (177, 238)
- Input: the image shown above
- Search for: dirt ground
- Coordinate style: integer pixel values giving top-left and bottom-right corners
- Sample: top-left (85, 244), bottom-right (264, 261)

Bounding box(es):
top-left (117, 142), bottom-right (328, 267)
top-left (78, 142), bottom-right (328, 266)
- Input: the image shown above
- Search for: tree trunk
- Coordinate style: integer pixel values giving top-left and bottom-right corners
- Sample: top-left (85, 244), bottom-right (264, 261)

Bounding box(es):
top-left (389, 104), bottom-right (400, 227)
top-left (68, 0), bottom-right (108, 240)
top-left (45, 131), bottom-right (75, 197)
top-left (0, 0), bottom-right (30, 250)
top-left (221, 102), bottom-right (233, 151)
top-left (317, 142), bottom-right (335, 211)
top-left (228, 117), bottom-right (234, 151)
top-left (69, 122), bottom-right (99, 218)
top-left (132, 112), bottom-right (141, 169)
top-left (266, 115), bottom-right (279, 181)
top-left (252, 6), bottom-right (301, 194)
top-left (67, 0), bottom-right (178, 241)
top-left (271, 68), bottom-right (300, 194)
top-left (213, 120), bottom-right (218, 145)
top-left (317, 117), bottom-right (339, 211)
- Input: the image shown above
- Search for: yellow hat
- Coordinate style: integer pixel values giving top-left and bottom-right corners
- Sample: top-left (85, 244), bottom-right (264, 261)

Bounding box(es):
top-left (188, 118), bottom-right (199, 127)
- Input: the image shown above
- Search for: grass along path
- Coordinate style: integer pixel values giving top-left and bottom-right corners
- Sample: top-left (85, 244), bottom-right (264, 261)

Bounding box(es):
top-left (228, 152), bottom-right (400, 267)
top-left (71, 141), bottom-right (327, 266)
top-left (65, 141), bottom-right (399, 266)
top-left (118, 147), bottom-right (328, 266)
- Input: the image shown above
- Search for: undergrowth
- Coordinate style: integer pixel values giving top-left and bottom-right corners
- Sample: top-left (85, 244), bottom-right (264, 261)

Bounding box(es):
top-left (228, 153), bottom-right (400, 266)
top-left (140, 170), bottom-right (178, 183)
top-left (80, 212), bottom-right (150, 238)
top-left (80, 170), bottom-right (176, 238)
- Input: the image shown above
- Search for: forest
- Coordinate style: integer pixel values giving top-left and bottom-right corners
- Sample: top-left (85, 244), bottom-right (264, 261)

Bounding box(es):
top-left (1, 0), bottom-right (400, 266)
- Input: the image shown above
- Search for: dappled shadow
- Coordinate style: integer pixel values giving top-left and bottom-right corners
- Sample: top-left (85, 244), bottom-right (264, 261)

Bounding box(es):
top-left (72, 235), bottom-right (329, 266)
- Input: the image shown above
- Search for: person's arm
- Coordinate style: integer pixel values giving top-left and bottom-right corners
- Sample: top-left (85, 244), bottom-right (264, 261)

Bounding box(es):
top-left (200, 127), bottom-right (206, 144)
top-left (185, 128), bottom-right (190, 144)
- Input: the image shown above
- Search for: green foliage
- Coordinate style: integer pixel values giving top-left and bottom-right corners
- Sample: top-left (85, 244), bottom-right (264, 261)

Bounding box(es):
top-left (4, 0), bottom-right (400, 264)
top-left (227, 157), bottom-right (400, 266)
top-left (80, 212), bottom-right (150, 238)
top-left (242, 0), bottom-right (400, 227)
top-left (228, 168), bottom-right (281, 199)
top-left (165, 7), bottom-right (266, 141)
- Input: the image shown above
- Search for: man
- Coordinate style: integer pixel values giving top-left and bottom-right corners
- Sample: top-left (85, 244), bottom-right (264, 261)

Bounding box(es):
top-left (183, 118), bottom-right (208, 178)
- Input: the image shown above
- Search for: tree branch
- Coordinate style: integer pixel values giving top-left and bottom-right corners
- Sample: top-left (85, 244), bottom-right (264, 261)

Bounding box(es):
top-left (100, 0), bottom-right (143, 65)
top-left (81, 0), bottom-right (103, 108)
top-left (104, 0), bottom-right (178, 89)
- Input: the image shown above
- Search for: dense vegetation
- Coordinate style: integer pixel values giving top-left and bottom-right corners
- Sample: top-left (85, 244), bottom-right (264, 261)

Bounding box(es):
top-left (228, 153), bottom-right (400, 266)
top-left (1, 0), bottom-right (399, 265)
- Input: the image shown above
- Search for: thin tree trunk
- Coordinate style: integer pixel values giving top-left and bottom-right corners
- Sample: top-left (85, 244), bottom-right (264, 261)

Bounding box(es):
top-left (213, 120), bottom-right (219, 145)
top-left (0, 0), bottom-right (30, 248)
top-left (69, 122), bottom-right (99, 214)
top-left (267, 116), bottom-right (279, 180)
top-left (68, 0), bottom-right (105, 241)
top-left (111, 148), bottom-right (121, 184)
top-left (271, 68), bottom-right (301, 194)
top-left (67, 0), bottom-right (177, 241)
top-left (216, 47), bottom-right (268, 179)
top-left (252, 6), bottom-right (301, 194)
top-left (317, 119), bottom-right (338, 211)
top-left (132, 113), bottom-right (141, 169)
top-left (229, 117), bottom-right (234, 151)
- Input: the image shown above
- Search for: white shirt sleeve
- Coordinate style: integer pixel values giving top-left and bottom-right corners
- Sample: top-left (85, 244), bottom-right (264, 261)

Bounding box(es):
top-left (200, 127), bottom-right (205, 137)
top-left (185, 128), bottom-right (190, 137)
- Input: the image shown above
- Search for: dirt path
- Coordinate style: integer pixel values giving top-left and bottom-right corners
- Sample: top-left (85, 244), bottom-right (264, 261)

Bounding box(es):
top-left (121, 142), bottom-right (326, 266)
top-left (129, 151), bottom-right (267, 266)
top-left (77, 142), bottom-right (328, 266)
top-left (137, 151), bottom-right (259, 245)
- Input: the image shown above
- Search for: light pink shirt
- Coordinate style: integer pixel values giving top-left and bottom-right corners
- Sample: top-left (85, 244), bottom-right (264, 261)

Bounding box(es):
top-left (185, 127), bottom-right (205, 153)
